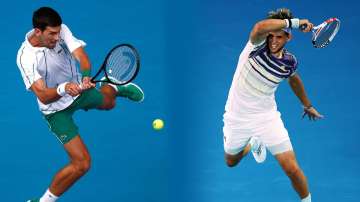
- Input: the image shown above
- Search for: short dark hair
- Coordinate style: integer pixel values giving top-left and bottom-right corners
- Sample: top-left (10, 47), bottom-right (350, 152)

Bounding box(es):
top-left (267, 8), bottom-right (294, 20)
top-left (32, 7), bottom-right (62, 31)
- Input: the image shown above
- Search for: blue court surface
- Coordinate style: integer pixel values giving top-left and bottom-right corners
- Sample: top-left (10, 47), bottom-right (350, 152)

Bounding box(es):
top-left (2, 0), bottom-right (360, 201)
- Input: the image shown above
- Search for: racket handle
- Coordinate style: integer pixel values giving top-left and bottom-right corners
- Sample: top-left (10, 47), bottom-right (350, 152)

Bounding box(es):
top-left (300, 24), bottom-right (307, 31)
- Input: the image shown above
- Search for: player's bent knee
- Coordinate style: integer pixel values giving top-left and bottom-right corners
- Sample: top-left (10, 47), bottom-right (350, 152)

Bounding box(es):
top-left (72, 157), bottom-right (91, 176)
top-left (102, 101), bottom-right (116, 110)
top-left (98, 98), bottom-right (116, 110)
top-left (73, 160), bottom-right (91, 176)
top-left (106, 100), bottom-right (116, 110)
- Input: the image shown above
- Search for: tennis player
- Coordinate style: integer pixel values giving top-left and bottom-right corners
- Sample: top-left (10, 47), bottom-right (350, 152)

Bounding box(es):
top-left (16, 7), bottom-right (144, 202)
top-left (223, 8), bottom-right (323, 202)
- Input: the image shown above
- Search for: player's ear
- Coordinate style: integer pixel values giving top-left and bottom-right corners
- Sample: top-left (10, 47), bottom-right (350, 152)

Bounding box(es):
top-left (287, 33), bottom-right (292, 41)
top-left (34, 28), bottom-right (43, 36)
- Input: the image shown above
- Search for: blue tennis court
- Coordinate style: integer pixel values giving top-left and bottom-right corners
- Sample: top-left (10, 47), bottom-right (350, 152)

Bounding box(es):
top-left (2, 0), bottom-right (359, 201)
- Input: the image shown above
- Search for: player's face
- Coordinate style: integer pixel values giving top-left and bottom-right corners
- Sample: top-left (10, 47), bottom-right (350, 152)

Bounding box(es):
top-left (267, 31), bottom-right (290, 55)
top-left (36, 26), bottom-right (61, 49)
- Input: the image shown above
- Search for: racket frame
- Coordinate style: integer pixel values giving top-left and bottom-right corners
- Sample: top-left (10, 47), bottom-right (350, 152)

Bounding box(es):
top-left (91, 43), bottom-right (140, 85)
top-left (311, 18), bottom-right (340, 48)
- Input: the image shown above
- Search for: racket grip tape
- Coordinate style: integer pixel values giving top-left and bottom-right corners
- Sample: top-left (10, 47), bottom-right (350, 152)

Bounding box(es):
top-left (300, 24), bottom-right (307, 31)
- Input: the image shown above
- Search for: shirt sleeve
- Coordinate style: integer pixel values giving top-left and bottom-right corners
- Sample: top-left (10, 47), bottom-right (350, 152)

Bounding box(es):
top-left (290, 55), bottom-right (298, 77)
top-left (16, 49), bottom-right (42, 90)
top-left (60, 24), bottom-right (86, 53)
top-left (250, 39), bottom-right (266, 49)
top-left (248, 40), bottom-right (266, 58)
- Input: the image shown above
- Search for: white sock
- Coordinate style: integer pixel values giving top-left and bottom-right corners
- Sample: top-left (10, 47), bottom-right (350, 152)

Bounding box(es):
top-left (301, 193), bottom-right (311, 202)
top-left (99, 77), bottom-right (118, 92)
top-left (40, 189), bottom-right (59, 202)
top-left (107, 83), bottom-right (118, 92)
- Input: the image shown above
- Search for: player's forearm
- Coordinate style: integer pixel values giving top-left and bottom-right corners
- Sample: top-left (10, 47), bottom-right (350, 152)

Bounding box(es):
top-left (250, 19), bottom-right (287, 44)
top-left (30, 79), bottom-right (63, 104)
top-left (289, 76), bottom-right (312, 107)
top-left (36, 88), bottom-right (62, 104)
top-left (73, 47), bottom-right (91, 76)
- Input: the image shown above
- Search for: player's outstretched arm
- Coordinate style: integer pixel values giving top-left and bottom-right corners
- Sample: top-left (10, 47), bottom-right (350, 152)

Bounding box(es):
top-left (288, 73), bottom-right (324, 120)
top-left (30, 79), bottom-right (82, 104)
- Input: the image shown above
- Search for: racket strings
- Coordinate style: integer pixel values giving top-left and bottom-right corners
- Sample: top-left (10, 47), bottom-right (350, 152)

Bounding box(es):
top-left (105, 46), bottom-right (138, 84)
top-left (313, 20), bottom-right (340, 48)
top-left (108, 54), bottom-right (130, 79)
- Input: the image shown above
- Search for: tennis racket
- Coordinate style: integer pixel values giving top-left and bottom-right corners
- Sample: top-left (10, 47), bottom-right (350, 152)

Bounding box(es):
top-left (91, 44), bottom-right (140, 85)
top-left (301, 18), bottom-right (340, 48)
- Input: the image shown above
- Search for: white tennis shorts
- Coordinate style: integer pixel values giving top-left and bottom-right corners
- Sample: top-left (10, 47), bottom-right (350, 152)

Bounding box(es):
top-left (223, 110), bottom-right (293, 156)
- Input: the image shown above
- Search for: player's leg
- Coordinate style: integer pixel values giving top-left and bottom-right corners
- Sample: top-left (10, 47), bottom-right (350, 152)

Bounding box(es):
top-left (225, 144), bottom-right (251, 167)
top-left (261, 111), bottom-right (311, 201)
top-left (97, 83), bottom-right (144, 110)
top-left (48, 135), bottom-right (91, 196)
top-left (32, 110), bottom-right (91, 201)
top-left (223, 116), bottom-right (253, 167)
top-left (275, 150), bottom-right (311, 201)
top-left (28, 135), bottom-right (91, 202)
top-left (223, 109), bottom-right (269, 167)
top-left (97, 84), bottom-right (116, 110)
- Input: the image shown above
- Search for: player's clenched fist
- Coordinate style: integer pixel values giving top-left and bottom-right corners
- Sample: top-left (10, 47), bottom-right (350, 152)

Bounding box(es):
top-left (65, 82), bottom-right (82, 96)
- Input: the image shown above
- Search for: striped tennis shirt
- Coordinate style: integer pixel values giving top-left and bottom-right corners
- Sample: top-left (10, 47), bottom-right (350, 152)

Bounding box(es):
top-left (225, 40), bottom-right (298, 114)
top-left (16, 24), bottom-right (85, 115)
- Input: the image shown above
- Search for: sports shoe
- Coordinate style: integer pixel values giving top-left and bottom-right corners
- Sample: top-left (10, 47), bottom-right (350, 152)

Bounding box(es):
top-left (248, 137), bottom-right (266, 163)
top-left (99, 76), bottom-right (144, 102)
top-left (117, 83), bottom-right (144, 102)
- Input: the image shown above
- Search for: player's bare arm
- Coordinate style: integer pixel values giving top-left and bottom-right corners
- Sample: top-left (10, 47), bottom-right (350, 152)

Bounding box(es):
top-left (250, 19), bottom-right (314, 45)
top-left (250, 19), bottom-right (288, 44)
top-left (288, 74), bottom-right (323, 120)
top-left (72, 47), bottom-right (95, 90)
top-left (30, 79), bottom-right (82, 104)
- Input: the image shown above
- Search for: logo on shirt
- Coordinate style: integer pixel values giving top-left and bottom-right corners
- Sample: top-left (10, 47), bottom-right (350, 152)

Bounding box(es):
top-left (60, 135), bottom-right (67, 142)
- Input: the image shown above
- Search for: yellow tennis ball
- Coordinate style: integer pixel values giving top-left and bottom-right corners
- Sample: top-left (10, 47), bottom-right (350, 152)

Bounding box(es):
top-left (152, 119), bottom-right (164, 130)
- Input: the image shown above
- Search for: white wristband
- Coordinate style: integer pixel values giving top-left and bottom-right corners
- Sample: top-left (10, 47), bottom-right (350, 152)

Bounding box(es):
top-left (290, 18), bottom-right (300, 29)
top-left (57, 82), bottom-right (69, 96)
top-left (284, 19), bottom-right (290, 28)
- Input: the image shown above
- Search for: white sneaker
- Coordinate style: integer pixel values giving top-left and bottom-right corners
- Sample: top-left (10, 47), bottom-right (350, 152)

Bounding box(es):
top-left (248, 137), bottom-right (266, 163)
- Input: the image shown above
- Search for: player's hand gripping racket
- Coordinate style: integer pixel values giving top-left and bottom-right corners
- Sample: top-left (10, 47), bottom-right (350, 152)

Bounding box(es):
top-left (91, 44), bottom-right (140, 85)
top-left (300, 18), bottom-right (340, 48)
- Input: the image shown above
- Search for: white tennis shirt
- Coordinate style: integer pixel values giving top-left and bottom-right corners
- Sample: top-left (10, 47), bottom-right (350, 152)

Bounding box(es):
top-left (16, 24), bottom-right (86, 115)
top-left (225, 40), bottom-right (298, 115)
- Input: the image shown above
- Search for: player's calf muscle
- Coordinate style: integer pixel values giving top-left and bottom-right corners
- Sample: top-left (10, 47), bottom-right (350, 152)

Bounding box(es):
top-left (98, 86), bottom-right (116, 110)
